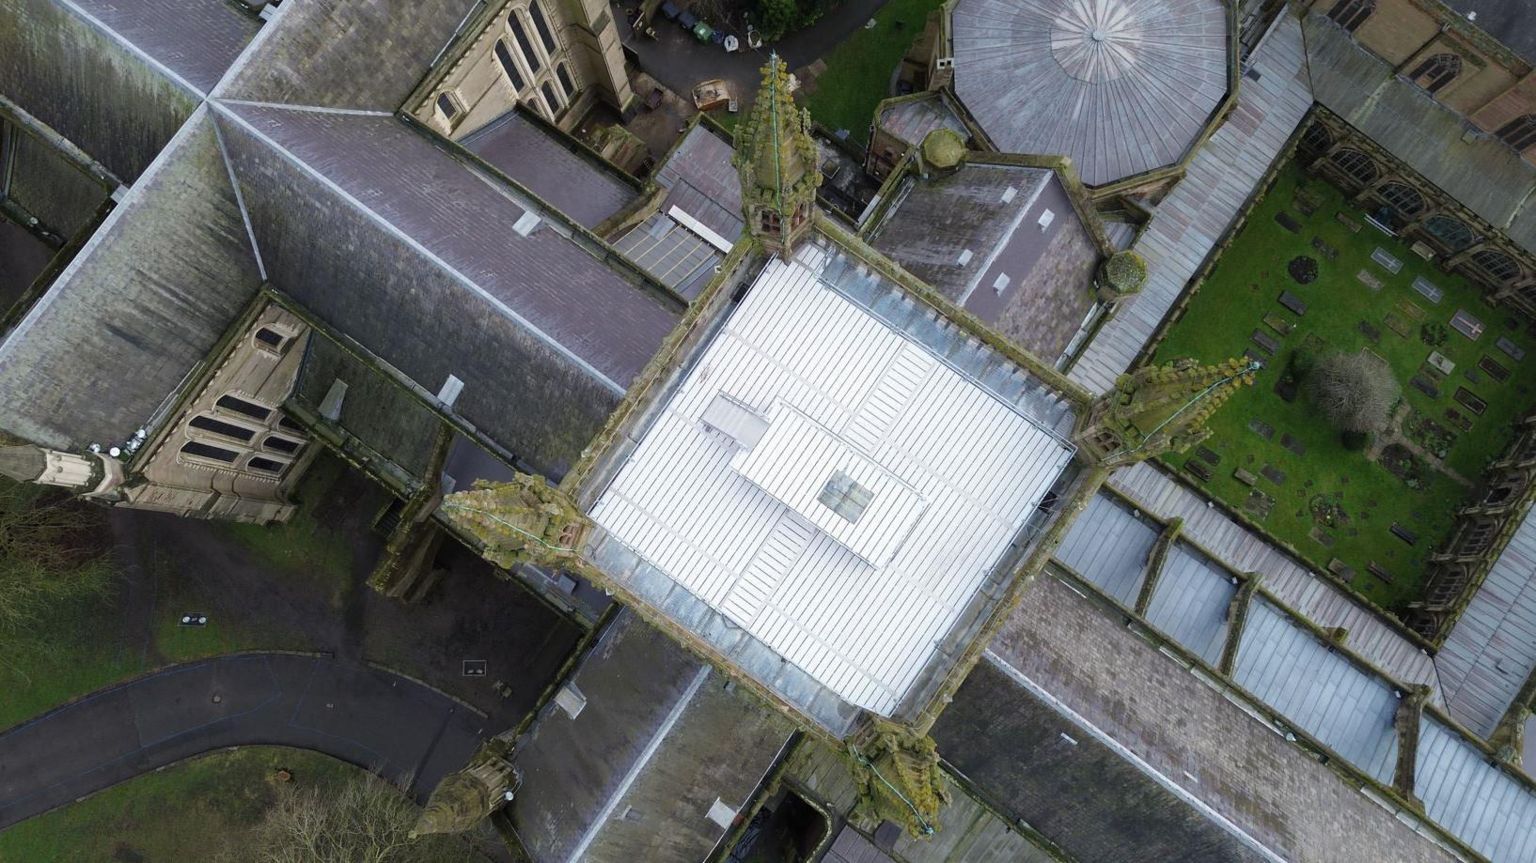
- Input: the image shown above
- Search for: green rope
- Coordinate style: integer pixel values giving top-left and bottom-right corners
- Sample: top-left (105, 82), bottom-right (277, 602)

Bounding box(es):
top-left (849, 745), bottom-right (936, 836)
top-left (769, 52), bottom-right (785, 235)
top-left (1106, 360), bottom-right (1262, 462)
top-left (440, 501), bottom-right (576, 553)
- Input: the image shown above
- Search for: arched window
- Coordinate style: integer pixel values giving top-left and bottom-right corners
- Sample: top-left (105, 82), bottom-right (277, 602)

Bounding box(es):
top-left (1410, 53), bottom-right (1461, 94)
top-left (1496, 115), bottom-right (1536, 152)
top-left (1330, 148), bottom-right (1379, 185)
top-left (1328, 0), bottom-right (1374, 32)
top-left (435, 92), bottom-right (459, 120)
top-left (509, 12), bottom-right (541, 73)
top-left (1300, 122), bottom-right (1333, 156)
top-left (495, 40), bottom-right (526, 91)
top-left (528, 0), bottom-right (558, 54)
top-left (1471, 249), bottom-right (1521, 283)
top-left (1425, 215), bottom-right (1476, 252)
top-left (1377, 182), bottom-right (1425, 217)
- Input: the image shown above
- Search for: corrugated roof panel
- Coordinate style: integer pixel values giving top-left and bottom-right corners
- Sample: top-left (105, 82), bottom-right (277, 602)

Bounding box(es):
top-left (1417, 716), bottom-right (1536, 862)
top-left (1234, 599), bottom-right (1398, 783)
top-left (591, 244), bottom-right (1075, 715)
top-left (1055, 492), bottom-right (1158, 606)
top-left (1144, 543), bottom-right (1234, 666)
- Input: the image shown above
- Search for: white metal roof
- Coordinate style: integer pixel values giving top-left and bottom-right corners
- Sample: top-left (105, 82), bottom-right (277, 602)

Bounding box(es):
top-left (591, 247), bottom-right (1075, 714)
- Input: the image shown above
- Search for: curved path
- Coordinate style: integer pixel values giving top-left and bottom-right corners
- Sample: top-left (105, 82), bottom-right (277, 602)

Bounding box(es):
top-left (0, 653), bottom-right (489, 829)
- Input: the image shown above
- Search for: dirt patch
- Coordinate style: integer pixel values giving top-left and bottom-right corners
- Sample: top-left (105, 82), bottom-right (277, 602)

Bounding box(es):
top-left (1287, 255), bottom-right (1318, 284)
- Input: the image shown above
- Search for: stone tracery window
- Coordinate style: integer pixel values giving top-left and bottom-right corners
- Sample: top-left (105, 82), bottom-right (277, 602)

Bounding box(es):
top-left (1328, 0), bottom-right (1374, 32)
top-left (1377, 182), bottom-right (1424, 217)
top-left (1300, 122), bottom-right (1333, 156)
top-left (495, 40), bottom-right (526, 91)
top-left (1409, 53), bottom-right (1461, 95)
top-left (1496, 114), bottom-right (1536, 152)
top-left (1329, 148), bottom-right (1379, 185)
top-left (1470, 249), bottom-right (1521, 283)
top-left (1424, 215), bottom-right (1476, 252)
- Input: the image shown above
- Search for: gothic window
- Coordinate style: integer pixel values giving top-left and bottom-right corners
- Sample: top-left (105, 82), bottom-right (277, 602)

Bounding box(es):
top-left (1496, 115), bottom-right (1536, 152)
top-left (542, 81), bottom-right (562, 115)
top-left (529, 0), bottom-right (558, 54)
top-left (556, 64), bottom-right (575, 101)
top-left (180, 441), bottom-right (239, 464)
top-left (1459, 519), bottom-right (1498, 556)
top-left (1377, 182), bottom-right (1424, 217)
top-left (252, 324), bottom-right (295, 356)
top-left (189, 415), bottom-right (257, 443)
top-left (246, 455), bottom-right (289, 475)
top-left (1425, 215), bottom-right (1476, 252)
top-left (510, 13), bottom-right (541, 73)
top-left (1410, 53), bottom-right (1461, 95)
top-left (1299, 122), bottom-right (1333, 156)
top-left (495, 40), bottom-right (526, 91)
top-left (262, 435), bottom-right (304, 455)
top-left (215, 394), bottom-right (272, 422)
top-left (759, 209), bottom-right (781, 233)
top-left (1328, 0), bottom-right (1373, 32)
top-left (435, 92), bottom-right (460, 120)
top-left (1329, 148), bottom-right (1378, 185)
top-left (1471, 249), bottom-right (1521, 283)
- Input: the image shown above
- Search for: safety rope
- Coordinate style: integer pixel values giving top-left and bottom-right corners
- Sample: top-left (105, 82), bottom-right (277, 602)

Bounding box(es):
top-left (440, 501), bottom-right (577, 553)
top-left (849, 745), bottom-right (936, 836)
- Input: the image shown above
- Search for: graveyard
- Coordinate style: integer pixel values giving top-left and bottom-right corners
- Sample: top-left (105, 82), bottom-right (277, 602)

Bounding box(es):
top-left (1153, 162), bottom-right (1536, 611)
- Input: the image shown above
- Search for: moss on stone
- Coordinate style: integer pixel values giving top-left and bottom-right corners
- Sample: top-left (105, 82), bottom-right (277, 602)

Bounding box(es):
top-left (920, 128), bottom-right (967, 172)
top-left (1101, 249), bottom-right (1148, 295)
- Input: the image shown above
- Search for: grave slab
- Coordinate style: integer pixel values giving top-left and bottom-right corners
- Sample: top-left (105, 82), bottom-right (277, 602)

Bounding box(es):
top-left (1370, 247), bottom-right (1403, 274)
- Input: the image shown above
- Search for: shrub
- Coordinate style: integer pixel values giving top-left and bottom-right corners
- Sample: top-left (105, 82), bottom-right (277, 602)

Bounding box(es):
top-left (756, 0), bottom-right (799, 41)
top-left (1287, 255), bottom-right (1318, 284)
top-left (1304, 351), bottom-right (1400, 435)
top-left (1420, 322), bottom-right (1448, 347)
top-left (1101, 250), bottom-right (1148, 295)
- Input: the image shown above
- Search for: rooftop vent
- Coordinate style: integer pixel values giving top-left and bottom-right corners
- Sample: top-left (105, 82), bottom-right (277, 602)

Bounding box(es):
top-left (437, 374), bottom-right (464, 407)
top-left (957, 248), bottom-right (974, 266)
top-left (1037, 209), bottom-right (1055, 231)
top-left (817, 469), bottom-right (874, 524)
top-left (513, 211), bottom-right (541, 237)
top-left (1001, 186), bottom-right (1018, 204)
top-left (701, 393), bottom-right (769, 450)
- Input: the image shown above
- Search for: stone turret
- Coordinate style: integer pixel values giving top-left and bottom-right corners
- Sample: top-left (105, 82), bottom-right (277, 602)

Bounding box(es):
top-left (411, 740), bottom-right (519, 837)
top-left (734, 54), bottom-right (820, 260)
top-left (0, 444), bottom-right (124, 498)
top-left (849, 720), bottom-right (950, 839)
top-left (1074, 357), bottom-right (1259, 469)
top-left (437, 473), bottom-right (590, 569)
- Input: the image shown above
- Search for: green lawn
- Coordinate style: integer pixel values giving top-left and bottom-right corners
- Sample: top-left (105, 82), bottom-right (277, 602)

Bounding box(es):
top-left (0, 748), bottom-right (359, 861)
top-left (217, 453), bottom-right (357, 608)
top-left (1154, 161), bottom-right (1536, 611)
top-left (801, 0), bottom-right (944, 145)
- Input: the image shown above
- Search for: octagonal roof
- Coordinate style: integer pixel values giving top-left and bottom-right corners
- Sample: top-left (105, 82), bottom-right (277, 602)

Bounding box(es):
top-left (951, 0), bottom-right (1230, 186)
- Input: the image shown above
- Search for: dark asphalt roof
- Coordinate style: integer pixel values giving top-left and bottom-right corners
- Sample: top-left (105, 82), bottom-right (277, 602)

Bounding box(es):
top-left (220, 102), bottom-right (679, 390)
top-left (870, 164), bottom-right (1100, 360)
top-left (934, 658), bottom-right (1270, 863)
top-left (655, 124), bottom-right (744, 244)
top-left (69, 0), bottom-right (259, 94)
top-left (0, 654), bottom-right (487, 829)
top-left (0, 111), bottom-right (262, 451)
top-left (1443, 0), bottom-right (1536, 64)
top-left (1, 0), bottom-right (200, 181)
top-left (510, 612), bottom-right (793, 862)
top-left (461, 110), bottom-right (640, 230)
top-left (215, 106), bottom-right (658, 478)
top-left (219, 0), bottom-right (479, 110)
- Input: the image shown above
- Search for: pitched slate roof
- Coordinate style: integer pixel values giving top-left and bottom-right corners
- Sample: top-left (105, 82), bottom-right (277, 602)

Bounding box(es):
top-left (461, 109), bottom-right (640, 231)
top-left (63, 0), bottom-right (259, 94)
top-left (950, 0), bottom-right (1229, 185)
top-left (0, 110), bottom-right (263, 450)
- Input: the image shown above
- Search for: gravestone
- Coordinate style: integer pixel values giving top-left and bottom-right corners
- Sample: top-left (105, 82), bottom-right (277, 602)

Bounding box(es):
top-left (1371, 247), bottom-right (1403, 274)
top-left (1277, 291), bottom-right (1308, 315)
top-left (1356, 269), bottom-right (1383, 291)
top-left (1247, 419), bottom-right (1275, 440)
top-left (1426, 351), bottom-right (1455, 375)
top-left (1410, 375), bottom-right (1440, 398)
top-left (1383, 313), bottom-right (1411, 338)
top-left (1263, 312), bottom-right (1295, 336)
top-left (1411, 276), bottom-right (1443, 304)
top-left (1450, 309), bottom-right (1485, 341)
top-left (1274, 212), bottom-right (1302, 233)
top-left (1280, 433), bottom-right (1306, 456)
top-left (1336, 211), bottom-right (1362, 232)
top-left (1390, 523), bottom-right (1417, 546)
top-left (1496, 336), bottom-right (1526, 361)
top-left (1479, 355), bottom-right (1511, 382)
top-left (1357, 320), bottom-right (1381, 343)
top-left (1397, 299), bottom-right (1427, 321)
top-left (1455, 387), bottom-right (1487, 415)
top-left (1312, 236), bottom-right (1338, 260)
top-left (1261, 465), bottom-right (1287, 485)
top-left (1234, 467), bottom-right (1259, 486)
top-left (1251, 329), bottom-right (1280, 356)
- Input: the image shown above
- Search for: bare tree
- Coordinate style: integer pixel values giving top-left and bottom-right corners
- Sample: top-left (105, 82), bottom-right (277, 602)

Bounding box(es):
top-left (0, 479), bottom-right (112, 640)
top-left (243, 773), bottom-right (472, 863)
top-left (1304, 350), bottom-right (1400, 436)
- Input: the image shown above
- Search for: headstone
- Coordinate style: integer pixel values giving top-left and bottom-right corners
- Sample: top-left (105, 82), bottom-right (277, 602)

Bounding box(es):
top-left (1383, 313), bottom-right (1411, 338)
top-left (1261, 465), bottom-right (1287, 485)
top-left (1263, 312), bottom-right (1295, 336)
top-left (1251, 329), bottom-right (1281, 355)
top-left (1234, 467), bottom-right (1259, 486)
top-left (1426, 351), bottom-right (1455, 375)
top-left (1444, 408), bottom-right (1472, 431)
top-left (1371, 247), bottom-right (1403, 274)
top-left (1336, 211), bottom-right (1362, 232)
top-left (1357, 320), bottom-right (1381, 343)
top-left (1277, 291), bottom-right (1308, 316)
top-left (1356, 269), bottom-right (1383, 291)
top-left (1496, 336), bottom-right (1526, 361)
top-left (1311, 236), bottom-right (1338, 260)
top-left (1455, 387), bottom-right (1487, 415)
top-left (1411, 276), bottom-right (1443, 304)
top-left (1274, 212), bottom-right (1302, 233)
top-left (1368, 562), bottom-right (1395, 584)
top-left (1410, 241), bottom-right (1435, 261)
top-left (1247, 419), bottom-right (1275, 440)
top-left (1185, 459), bottom-right (1213, 482)
top-left (1196, 446), bottom-right (1221, 465)
top-left (1479, 355), bottom-right (1511, 382)
top-left (1390, 523), bottom-right (1417, 545)
top-left (1410, 374), bottom-right (1440, 398)
top-left (1450, 309), bottom-right (1485, 341)
top-left (1397, 299), bottom-right (1427, 321)
top-left (1328, 558), bottom-right (1356, 582)
top-left (1280, 433), bottom-right (1306, 456)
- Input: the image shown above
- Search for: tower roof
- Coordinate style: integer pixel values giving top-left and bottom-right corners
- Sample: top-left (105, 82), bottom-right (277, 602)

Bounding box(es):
top-left (733, 55), bottom-right (819, 216)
